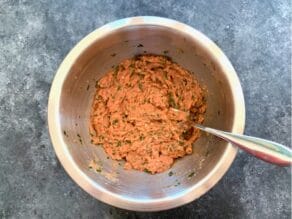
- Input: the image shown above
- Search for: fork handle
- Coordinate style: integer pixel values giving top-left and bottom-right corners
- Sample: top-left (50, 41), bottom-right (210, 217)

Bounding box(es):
top-left (195, 124), bottom-right (292, 166)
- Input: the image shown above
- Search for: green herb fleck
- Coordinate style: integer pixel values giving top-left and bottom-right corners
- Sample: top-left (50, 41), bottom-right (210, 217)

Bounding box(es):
top-left (168, 92), bottom-right (177, 108)
top-left (137, 43), bottom-right (144, 47)
top-left (181, 127), bottom-right (194, 140)
top-left (179, 141), bottom-right (184, 146)
top-left (168, 171), bottom-right (174, 177)
top-left (113, 65), bottom-right (119, 78)
top-left (144, 169), bottom-right (151, 174)
top-left (95, 168), bottom-right (102, 172)
top-left (116, 141), bottom-right (122, 147)
top-left (95, 80), bottom-right (100, 88)
top-left (138, 73), bottom-right (145, 79)
top-left (163, 71), bottom-right (168, 80)
top-left (95, 95), bottom-right (101, 100)
top-left (138, 81), bottom-right (143, 91)
top-left (139, 135), bottom-right (145, 141)
top-left (163, 50), bottom-right (169, 54)
top-left (188, 171), bottom-right (195, 178)
top-left (205, 149), bottom-right (210, 157)
top-left (112, 119), bottom-right (119, 125)
top-left (63, 130), bottom-right (68, 136)
top-left (86, 84), bottom-right (90, 90)
top-left (129, 70), bottom-right (135, 78)
top-left (76, 134), bottom-right (83, 144)
top-left (125, 140), bottom-right (132, 144)
top-left (120, 65), bottom-right (126, 71)
top-left (181, 79), bottom-right (187, 86)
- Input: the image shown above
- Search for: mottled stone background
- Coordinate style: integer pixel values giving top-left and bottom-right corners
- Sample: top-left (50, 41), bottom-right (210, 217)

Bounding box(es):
top-left (0, 0), bottom-right (291, 218)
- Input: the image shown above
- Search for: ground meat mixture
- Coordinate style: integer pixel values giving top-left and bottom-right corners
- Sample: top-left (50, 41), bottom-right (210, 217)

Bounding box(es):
top-left (90, 55), bottom-right (206, 174)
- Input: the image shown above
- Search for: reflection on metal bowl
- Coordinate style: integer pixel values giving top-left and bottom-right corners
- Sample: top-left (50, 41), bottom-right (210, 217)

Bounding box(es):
top-left (48, 16), bottom-right (245, 211)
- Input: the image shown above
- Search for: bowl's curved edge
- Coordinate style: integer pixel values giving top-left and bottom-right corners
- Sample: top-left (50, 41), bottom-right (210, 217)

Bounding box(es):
top-left (48, 16), bottom-right (246, 211)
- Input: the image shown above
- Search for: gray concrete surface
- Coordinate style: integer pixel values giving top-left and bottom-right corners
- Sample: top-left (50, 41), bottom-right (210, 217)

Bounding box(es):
top-left (0, 0), bottom-right (291, 218)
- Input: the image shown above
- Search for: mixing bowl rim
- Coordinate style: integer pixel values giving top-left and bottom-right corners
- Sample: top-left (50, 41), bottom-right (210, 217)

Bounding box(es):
top-left (48, 16), bottom-right (246, 211)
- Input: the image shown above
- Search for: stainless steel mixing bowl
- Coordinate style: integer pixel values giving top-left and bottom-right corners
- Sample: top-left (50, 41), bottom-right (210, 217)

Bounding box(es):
top-left (48, 16), bottom-right (245, 211)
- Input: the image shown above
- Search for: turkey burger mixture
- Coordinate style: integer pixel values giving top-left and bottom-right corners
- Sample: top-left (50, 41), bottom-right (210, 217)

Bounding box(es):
top-left (90, 55), bottom-right (206, 174)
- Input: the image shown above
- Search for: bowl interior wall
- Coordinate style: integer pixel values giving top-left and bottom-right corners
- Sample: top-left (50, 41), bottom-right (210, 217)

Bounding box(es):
top-left (59, 25), bottom-right (235, 199)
